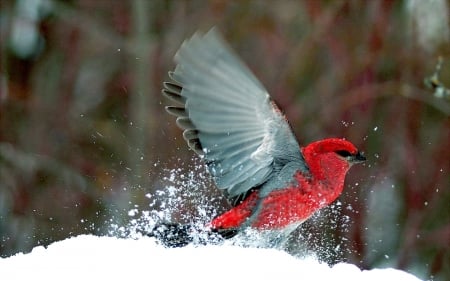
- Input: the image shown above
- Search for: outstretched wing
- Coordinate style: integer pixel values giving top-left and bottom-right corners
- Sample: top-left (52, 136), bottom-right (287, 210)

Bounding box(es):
top-left (163, 29), bottom-right (304, 204)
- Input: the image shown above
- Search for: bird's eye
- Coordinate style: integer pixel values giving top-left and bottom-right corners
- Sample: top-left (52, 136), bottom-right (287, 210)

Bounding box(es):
top-left (335, 150), bottom-right (352, 157)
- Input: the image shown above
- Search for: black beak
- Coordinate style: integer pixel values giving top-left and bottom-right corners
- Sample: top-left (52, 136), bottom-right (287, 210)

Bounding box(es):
top-left (351, 151), bottom-right (366, 164)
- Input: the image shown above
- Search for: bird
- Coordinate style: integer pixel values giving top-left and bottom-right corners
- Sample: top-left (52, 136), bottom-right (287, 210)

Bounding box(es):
top-left (156, 28), bottom-right (366, 248)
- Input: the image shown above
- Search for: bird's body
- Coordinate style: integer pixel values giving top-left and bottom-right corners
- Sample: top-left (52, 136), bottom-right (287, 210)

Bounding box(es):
top-left (158, 29), bottom-right (365, 247)
top-left (211, 169), bottom-right (341, 230)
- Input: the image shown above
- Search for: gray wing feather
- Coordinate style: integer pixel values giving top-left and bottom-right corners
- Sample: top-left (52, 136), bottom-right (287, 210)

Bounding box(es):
top-left (163, 28), bottom-right (305, 202)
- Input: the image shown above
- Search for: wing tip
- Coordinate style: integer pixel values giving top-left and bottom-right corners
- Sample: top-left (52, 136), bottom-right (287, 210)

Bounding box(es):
top-left (165, 106), bottom-right (187, 118)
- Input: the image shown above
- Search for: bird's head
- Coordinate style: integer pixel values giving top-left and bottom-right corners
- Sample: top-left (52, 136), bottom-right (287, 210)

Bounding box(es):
top-left (301, 138), bottom-right (366, 181)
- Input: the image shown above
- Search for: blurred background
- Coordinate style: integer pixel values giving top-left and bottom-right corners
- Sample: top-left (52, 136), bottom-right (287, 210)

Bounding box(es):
top-left (1, 0), bottom-right (449, 280)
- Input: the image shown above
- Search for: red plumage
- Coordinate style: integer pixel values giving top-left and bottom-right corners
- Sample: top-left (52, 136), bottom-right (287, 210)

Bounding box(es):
top-left (210, 139), bottom-right (362, 231)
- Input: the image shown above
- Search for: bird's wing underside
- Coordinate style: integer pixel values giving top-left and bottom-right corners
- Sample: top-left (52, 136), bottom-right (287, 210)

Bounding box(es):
top-left (163, 28), bottom-right (305, 204)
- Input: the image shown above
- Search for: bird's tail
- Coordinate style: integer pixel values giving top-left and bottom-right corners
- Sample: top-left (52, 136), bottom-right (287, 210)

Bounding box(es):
top-left (149, 222), bottom-right (238, 248)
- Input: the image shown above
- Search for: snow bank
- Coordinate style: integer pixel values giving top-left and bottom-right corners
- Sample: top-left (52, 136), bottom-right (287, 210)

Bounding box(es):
top-left (0, 235), bottom-right (421, 281)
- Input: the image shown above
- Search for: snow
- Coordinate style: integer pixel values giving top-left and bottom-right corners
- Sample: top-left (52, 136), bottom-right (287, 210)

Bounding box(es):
top-left (0, 235), bottom-right (422, 281)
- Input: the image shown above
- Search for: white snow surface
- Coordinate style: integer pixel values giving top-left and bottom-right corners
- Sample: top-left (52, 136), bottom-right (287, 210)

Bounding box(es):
top-left (0, 235), bottom-right (421, 281)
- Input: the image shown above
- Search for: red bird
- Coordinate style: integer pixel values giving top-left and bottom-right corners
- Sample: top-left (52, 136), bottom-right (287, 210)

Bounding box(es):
top-left (158, 28), bottom-right (365, 247)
